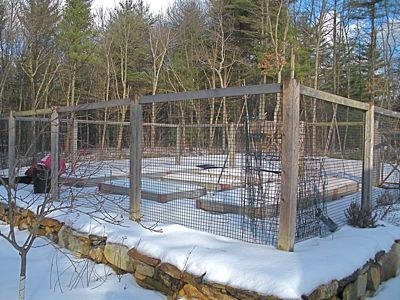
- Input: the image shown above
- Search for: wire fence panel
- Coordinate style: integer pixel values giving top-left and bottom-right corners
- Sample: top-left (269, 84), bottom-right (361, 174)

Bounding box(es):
top-left (373, 114), bottom-right (400, 208)
top-left (300, 96), bottom-right (365, 234)
top-left (15, 117), bottom-right (52, 171)
top-left (4, 83), bottom-right (400, 248)
top-left (58, 108), bottom-right (131, 217)
top-left (138, 94), bottom-right (285, 246)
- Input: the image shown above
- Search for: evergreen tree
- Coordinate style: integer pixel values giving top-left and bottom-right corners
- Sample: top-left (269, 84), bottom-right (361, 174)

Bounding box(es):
top-left (59, 0), bottom-right (96, 106)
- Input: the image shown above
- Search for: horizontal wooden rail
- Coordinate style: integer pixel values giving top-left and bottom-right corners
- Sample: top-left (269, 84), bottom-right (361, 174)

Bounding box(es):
top-left (300, 85), bottom-right (369, 111)
top-left (140, 84), bottom-right (282, 104)
top-left (14, 108), bottom-right (52, 117)
top-left (375, 106), bottom-right (400, 119)
top-left (58, 98), bottom-right (130, 113)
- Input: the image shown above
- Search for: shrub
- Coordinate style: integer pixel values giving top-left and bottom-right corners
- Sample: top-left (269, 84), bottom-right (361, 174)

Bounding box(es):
top-left (345, 202), bottom-right (377, 228)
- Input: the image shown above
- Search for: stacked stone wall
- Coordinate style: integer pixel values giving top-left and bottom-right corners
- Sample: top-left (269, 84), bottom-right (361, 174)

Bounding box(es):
top-left (1, 203), bottom-right (399, 300)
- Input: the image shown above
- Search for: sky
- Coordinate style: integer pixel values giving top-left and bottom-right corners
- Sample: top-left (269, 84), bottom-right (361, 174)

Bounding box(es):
top-left (92, 0), bottom-right (175, 14)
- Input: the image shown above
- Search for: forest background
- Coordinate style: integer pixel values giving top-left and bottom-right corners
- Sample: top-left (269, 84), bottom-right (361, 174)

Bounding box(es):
top-left (0, 0), bottom-right (399, 125)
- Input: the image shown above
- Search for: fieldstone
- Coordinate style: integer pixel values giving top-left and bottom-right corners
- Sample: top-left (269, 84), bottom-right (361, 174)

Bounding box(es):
top-left (307, 280), bottom-right (339, 300)
top-left (58, 226), bottom-right (91, 257)
top-left (155, 268), bottom-right (183, 292)
top-left (46, 232), bottom-right (59, 243)
top-left (182, 271), bottom-right (200, 286)
top-left (127, 248), bottom-right (160, 266)
top-left (135, 275), bottom-right (172, 296)
top-left (367, 263), bottom-right (382, 293)
top-left (104, 243), bottom-right (136, 273)
top-left (393, 243), bottom-right (400, 271)
top-left (136, 262), bottom-right (155, 277)
top-left (20, 209), bottom-right (35, 219)
top-left (356, 272), bottom-right (368, 297)
top-left (18, 219), bottom-right (30, 231)
top-left (89, 234), bottom-right (107, 246)
top-left (226, 285), bottom-right (270, 300)
top-left (198, 284), bottom-right (238, 300)
top-left (375, 250), bottom-right (385, 261)
top-left (89, 246), bottom-right (106, 263)
top-left (378, 245), bottom-right (399, 281)
top-left (40, 217), bottom-right (63, 232)
top-left (342, 281), bottom-right (357, 300)
top-left (157, 262), bottom-right (182, 279)
top-left (178, 284), bottom-right (209, 300)
top-left (342, 272), bottom-right (367, 300)
top-left (134, 271), bottom-right (147, 281)
top-left (12, 214), bottom-right (22, 227)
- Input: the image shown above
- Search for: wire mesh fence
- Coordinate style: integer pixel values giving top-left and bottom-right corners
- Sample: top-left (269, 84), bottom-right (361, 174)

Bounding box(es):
top-left (299, 97), bottom-right (365, 236)
top-left (373, 114), bottom-right (400, 208)
top-left (2, 82), bottom-right (400, 249)
top-left (139, 94), bottom-right (284, 245)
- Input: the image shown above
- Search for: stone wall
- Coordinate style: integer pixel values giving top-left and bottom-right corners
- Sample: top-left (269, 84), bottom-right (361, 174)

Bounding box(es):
top-left (0, 203), bottom-right (399, 300)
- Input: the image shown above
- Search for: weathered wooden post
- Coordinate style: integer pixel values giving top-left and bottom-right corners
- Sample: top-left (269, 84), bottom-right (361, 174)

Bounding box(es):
top-left (50, 108), bottom-right (60, 200)
top-left (130, 95), bottom-right (143, 221)
top-left (176, 125), bottom-right (181, 165)
top-left (71, 118), bottom-right (78, 172)
top-left (72, 118), bottom-right (78, 155)
top-left (373, 120), bottom-right (381, 187)
top-left (8, 111), bottom-right (16, 192)
top-left (228, 123), bottom-right (236, 168)
top-left (362, 103), bottom-right (374, 210)
top-left (278, 79), bottom-right (300, 252)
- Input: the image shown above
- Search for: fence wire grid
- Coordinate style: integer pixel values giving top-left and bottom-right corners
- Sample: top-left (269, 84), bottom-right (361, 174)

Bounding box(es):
top-left (2, 83), bottom-right (400, 248)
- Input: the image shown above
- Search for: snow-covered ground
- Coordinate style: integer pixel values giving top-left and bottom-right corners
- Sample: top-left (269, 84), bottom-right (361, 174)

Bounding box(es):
top-left (0, 224), bottom-right (166, 300)
top-left (0, 221), bottom-right (399, 300)
top-left (1, 154), bottom-right (400, 299)
top-left (369, 275), bottom-right (400, 299)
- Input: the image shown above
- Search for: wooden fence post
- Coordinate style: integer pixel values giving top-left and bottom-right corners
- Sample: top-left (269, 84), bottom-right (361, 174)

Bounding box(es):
top-left (362, 103), bottom-right (374, 210)
top-left (228, 123), bottom-right (236, 168)
top-left (373, 120), bottom-right (381, 187)
top-left (8, 112), bottom-right (16, 192)
top-left (130, 95), bottom-right (143, 221)
top-left (72, 118), bottom-right (78, 154)
top-left (51, 108), bottom-right (60, 200)
top-left (278, 79), bottom-right (300, 252)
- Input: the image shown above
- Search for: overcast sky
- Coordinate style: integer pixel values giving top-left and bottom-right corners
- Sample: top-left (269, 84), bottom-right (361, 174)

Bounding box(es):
top-left (92, 0), bottom-right (174, 14)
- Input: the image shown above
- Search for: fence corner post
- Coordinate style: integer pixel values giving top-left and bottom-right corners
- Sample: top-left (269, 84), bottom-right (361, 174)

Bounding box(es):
top-left (130, 95), bottom-right (143, 221)
top-left (8, 111), bottom-right (16, 193)
top-left (362, 102), bottom-right (374, 210)
top-left (50, 108), bottom-right (60, 201)
top-left (278, 78), bottom-right (300, 252)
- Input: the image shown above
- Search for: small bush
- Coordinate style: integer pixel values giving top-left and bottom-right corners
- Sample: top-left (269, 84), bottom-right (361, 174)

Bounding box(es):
top-left (345, 202), bottom-right (377, 228)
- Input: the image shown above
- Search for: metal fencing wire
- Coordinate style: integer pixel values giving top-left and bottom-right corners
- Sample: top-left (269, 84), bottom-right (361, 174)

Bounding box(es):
top-left (139, 94), bottom-right (285, 245)
top-left (300, 96), bottom-right (365, 232)
top-left (59, 108), bottom-right (131, 217)
top-left (373, 114), bottom-right (400, 208)
top-left (15, 117), bottom-right (52, 173)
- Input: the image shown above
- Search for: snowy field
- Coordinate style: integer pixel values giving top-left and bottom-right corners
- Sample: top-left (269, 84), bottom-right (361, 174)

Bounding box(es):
top-left (1, 154), bottom-right (400, 299)
top-left (0, 224), bottom-right (165, 300)
top-left (0, 220), bottom-right (399, 300)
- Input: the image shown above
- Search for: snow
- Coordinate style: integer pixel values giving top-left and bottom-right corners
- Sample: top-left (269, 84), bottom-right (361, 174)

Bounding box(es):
top-left (0, 224), bottom-right (165, 300)
top-left (1, 218), bottom-right (399, 299)
top-left (50, 205), bottom-right (400, 299)
top-left (368, 275), bottom-right (400, 300)
top-left (1, 154), bottom-right (400, 299)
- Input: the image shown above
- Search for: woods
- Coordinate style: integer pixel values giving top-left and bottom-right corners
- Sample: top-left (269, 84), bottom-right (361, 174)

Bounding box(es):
top-left (0, 0), bottom-right (399, 119)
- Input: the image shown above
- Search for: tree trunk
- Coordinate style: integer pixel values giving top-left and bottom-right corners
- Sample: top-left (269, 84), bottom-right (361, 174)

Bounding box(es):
top-left (18, 250), bottom-right (27, 300)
